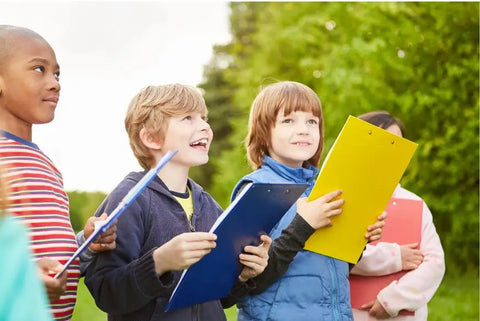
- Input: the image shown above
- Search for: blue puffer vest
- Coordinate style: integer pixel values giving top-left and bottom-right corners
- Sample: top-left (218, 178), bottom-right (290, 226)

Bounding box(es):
top-left (231, 156), bottom-right (353, 321)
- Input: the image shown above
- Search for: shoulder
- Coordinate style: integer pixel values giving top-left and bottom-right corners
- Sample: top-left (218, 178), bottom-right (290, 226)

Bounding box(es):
top-left (108, 172), bottom-right (143, 197)
top-left (188, 178), bottom-right (222, 211)
top-left (99, 172), bottom-right (150, 211)
top-left (231, 174), bottom-right (258, 202)
top-left (393, 185), bottom-right (422, 201)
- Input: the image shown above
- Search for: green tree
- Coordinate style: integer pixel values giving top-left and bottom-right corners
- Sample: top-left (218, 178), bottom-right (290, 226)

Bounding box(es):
top-left (68, 191), bottom-right (107, 232)
top-left (202, 2), bottom-right (479, 273)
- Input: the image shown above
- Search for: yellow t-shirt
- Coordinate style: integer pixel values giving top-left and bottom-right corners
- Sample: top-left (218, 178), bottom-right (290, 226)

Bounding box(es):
top-left (172, 187), bottom-right (193, 222)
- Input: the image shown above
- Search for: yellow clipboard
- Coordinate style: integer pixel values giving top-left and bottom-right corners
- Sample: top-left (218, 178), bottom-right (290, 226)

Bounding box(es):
top-left (304, 116), bottom-right (418, 263)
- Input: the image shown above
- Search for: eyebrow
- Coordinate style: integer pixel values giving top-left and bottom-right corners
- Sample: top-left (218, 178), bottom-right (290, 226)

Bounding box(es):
top-left (28, 57), bottom-right (60, 71)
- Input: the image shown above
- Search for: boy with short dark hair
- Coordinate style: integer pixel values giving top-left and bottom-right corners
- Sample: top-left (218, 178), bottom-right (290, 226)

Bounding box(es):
top-left (0, 25), bottom-right (116, 320)
top-left (85, 84), bottom-right (271, 321)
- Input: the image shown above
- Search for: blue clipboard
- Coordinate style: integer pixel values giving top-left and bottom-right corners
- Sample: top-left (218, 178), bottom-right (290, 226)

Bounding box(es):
top-left (165, 182), bottom-right (308, 311)
top-left (54, 150), bottom-right (178, 278)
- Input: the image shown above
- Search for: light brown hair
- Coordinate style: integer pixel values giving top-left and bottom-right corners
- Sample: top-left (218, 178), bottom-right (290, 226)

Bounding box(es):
top-left (125, 84), bottom-right (208, 169)
top-left (246, 81), bottom-right (324, 169)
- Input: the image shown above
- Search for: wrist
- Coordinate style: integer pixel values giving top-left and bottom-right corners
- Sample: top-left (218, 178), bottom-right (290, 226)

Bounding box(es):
top-left (153, 247), bottom-right (164, 275)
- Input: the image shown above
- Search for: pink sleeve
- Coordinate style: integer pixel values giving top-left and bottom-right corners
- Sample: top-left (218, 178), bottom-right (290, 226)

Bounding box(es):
top-left (377, 202), bottom-right (445, 317)
top-left (350, 242), bottom-right (403, 276)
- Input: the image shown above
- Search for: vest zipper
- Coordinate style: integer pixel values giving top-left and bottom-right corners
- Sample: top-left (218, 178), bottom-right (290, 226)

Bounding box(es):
top-left (327, 257), bottom-right (341, 321)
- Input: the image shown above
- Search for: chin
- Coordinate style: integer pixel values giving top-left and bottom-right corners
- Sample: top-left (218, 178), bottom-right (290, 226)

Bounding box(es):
top-left (197, 155), bottom-right (209, 166)
top-left (36, 110), bottom-right (56, 124)
top-left (35, 116), bottom-right (55, 124)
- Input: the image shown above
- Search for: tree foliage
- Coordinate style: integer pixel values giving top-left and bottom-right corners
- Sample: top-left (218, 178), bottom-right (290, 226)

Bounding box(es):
top-left (68, 191), bottom-right (107, 232)
top-left (198, 2), bottom-right (479, 273)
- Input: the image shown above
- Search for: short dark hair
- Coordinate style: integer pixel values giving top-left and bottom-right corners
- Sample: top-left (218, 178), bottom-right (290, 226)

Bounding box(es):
top-left (0, 25), bottom-right (48, 70)
top-left (357, 111), bottom-right (405, 137)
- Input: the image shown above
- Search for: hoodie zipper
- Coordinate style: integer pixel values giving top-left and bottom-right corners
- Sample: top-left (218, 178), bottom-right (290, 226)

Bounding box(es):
top-left (191, 303), bottom-right (199, 320)
top-left (189, 213), bottom-right (196, 232)
top-left (190, 211), bottom-right (198, 319)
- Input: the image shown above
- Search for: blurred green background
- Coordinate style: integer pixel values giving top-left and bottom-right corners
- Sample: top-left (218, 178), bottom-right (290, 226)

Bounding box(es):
top-left (71, 2), bottom-right (479, 320)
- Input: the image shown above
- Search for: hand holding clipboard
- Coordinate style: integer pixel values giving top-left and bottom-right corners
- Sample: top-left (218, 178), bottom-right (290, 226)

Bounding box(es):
top-left (54, 150), bottom-right (178, 278)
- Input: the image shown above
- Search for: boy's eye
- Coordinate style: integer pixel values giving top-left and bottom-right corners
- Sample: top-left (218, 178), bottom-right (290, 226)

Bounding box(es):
top-left (54, 71), bottom-right (60, 80)
top-left (281, 118), bottom-right (293, 124)
top-left (307, 119), bottom-right (318, 125)
top-left (33, 66), bottom-right (45, 73)
top-left (182, 115), bottom-right (192, 121)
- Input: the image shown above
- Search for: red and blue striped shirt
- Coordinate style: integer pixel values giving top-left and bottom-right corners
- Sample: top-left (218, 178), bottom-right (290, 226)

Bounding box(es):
top-left (0, 130), bottom-right (79, 321)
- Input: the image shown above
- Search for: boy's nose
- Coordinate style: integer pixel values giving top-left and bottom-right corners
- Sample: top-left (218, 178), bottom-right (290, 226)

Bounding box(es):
top-left (200, 119), bottom-right (211, 132)
top-left (47, 75), bottom-right (60, 92)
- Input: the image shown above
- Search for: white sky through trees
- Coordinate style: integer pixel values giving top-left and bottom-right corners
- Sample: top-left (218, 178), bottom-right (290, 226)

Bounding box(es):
top-left (0, 1), bottom-right (231, 192)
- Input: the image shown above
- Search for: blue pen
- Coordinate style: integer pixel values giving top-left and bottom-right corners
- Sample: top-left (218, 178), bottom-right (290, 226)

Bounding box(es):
top-left (54, 150), bottom-right (178, 279)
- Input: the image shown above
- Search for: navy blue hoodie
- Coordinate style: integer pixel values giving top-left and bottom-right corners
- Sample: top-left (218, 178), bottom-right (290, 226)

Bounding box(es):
top-left (85, 171), bottom-right (227, 321)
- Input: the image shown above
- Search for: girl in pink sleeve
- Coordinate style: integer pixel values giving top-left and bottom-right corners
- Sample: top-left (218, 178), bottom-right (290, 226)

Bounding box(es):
top-left (350, 111), bottom-right (445, 320)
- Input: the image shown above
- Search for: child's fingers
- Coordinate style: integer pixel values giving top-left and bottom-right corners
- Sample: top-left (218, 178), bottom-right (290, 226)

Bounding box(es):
top-left (239, 258), bottom-right (264, 270)
top-left (259, 234), bottom-right (272, 248)
top-left (365, 228), bottom-right (383, 241)
top-left (37, 257), bottom-right (63, 273)
top-left (319, 189), bottom-right (342, 203)
top-left (405, 242), bottom-right (419, 249)
top-left (239, 253), bottom-right (268, 271)
top-left (367, 220), bottom-right (386, 232)
top-left (181, 232), bottom-right (217, 242)
top-left (182, 239), bottom-right (217, 252)
top-left (327, 198), bottom-right (345, 210)
top-left (360, 300), bottom-right (375, 310)
top-left (328, 208), bottom-right (343, 217)
top-left (183, 248), bottom-right (214, 260)
top-left (378, 211), bottom-right (388, 220)
top-left (102, 223), bottom-right (117, 236)
top-left (242, 234), bottom-right (271, 254)
top-left (242, 244), bottom-right (264, 257)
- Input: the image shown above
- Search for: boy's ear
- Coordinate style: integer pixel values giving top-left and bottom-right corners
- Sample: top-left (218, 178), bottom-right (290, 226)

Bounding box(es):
top-left (139, 127), bottom-right (162, 150)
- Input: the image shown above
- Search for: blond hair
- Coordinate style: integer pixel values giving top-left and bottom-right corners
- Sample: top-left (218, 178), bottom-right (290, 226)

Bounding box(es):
top-left (246, 81), bottom-right (324, 169)
top-left (125, 84), bottom-right (208, 169)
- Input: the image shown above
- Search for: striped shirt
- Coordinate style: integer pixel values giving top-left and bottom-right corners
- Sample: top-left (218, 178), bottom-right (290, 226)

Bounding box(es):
top-left (0, 131), bottom-right (79, 321)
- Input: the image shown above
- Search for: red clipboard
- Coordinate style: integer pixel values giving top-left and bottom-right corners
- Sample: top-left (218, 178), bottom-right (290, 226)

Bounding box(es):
top-left (350, 197), bottom-right (423, 316)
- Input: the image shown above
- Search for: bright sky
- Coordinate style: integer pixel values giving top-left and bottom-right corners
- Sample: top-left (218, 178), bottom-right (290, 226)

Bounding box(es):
top-left (0, 1), bottom-right (231, 192)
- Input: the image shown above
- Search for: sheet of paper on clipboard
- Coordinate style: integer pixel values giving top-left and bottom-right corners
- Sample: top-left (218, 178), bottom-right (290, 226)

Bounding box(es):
top-left (304, 116), bottom-right (418, 263)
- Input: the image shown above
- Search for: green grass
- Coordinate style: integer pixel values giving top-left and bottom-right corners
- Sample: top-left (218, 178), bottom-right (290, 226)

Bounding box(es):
top-left (428, 272), bottom-right (479, 321)
top-left (71, 279), bottom-right (106, 321)
top-left (73, 272), bottom-right (479, 321)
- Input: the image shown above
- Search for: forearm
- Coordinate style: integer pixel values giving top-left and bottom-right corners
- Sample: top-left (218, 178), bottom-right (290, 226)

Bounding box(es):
top-left (350, 243), bottom-right (402, 276)
top-left (85, 248), bottom-right (175, 314)
top-left (249, 213), bottom-right (315, 295)
top-left (221, 278), bottom-right (256, 308)
top-left (76, 231), bottom-right (96, 276)
top-left (378, 215), bottom-right (445, 316)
